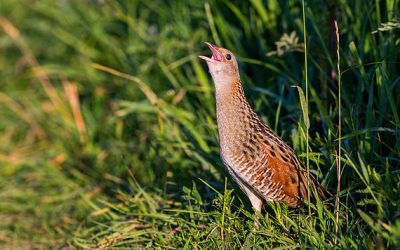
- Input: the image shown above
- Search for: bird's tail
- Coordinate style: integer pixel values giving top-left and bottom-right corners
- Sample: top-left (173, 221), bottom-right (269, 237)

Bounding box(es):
top-left (300, 171), bottom-right (332, 203)
top-left (314, 178), bottom-right (332, 201)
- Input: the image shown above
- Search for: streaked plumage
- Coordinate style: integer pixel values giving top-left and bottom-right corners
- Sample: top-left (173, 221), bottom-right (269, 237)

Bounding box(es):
top-left (199, 42), bottom-right (330, 211)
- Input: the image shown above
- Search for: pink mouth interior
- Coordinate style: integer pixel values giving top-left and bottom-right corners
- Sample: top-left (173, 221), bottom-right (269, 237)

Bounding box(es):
top-left (207, 43), bottom-right (222, 62)
top-left (211, 52), bottom-right (222, 61)
top-left (199, 42), bottom-right (223, 62)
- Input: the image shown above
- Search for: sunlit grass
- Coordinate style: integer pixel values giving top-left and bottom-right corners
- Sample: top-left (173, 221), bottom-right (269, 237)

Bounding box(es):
top-left (0, 0), bottom-right (399, 248)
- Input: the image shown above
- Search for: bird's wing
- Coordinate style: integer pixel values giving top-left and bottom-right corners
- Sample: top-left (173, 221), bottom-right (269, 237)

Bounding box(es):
top-left (260, 136), bottom-right (331, 206)
top-left (231, 127), bottom-right (330, 207)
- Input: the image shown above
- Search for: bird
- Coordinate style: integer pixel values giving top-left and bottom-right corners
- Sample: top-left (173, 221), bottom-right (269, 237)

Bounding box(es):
top-left (199, 42), bottom-right (331, 212)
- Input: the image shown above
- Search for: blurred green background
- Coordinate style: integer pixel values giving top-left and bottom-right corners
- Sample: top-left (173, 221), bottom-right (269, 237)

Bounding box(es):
top-left (0, 0), bottom-right (399, 248)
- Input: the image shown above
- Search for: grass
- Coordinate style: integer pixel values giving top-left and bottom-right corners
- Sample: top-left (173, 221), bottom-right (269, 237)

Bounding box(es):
top-left (0, 0), bottom-right (399, 248)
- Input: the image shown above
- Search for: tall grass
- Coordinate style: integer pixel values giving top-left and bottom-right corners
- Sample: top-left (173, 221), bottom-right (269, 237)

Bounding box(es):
top-left (334, 19), bottom-right (342, 244)
top-left (0, 0), bottom-right (399, 248)
top-left (301, 0), bottom-right (311, 216)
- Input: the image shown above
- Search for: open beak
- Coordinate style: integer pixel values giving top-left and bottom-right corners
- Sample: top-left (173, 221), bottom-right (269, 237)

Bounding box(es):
top-left (199, 42), bottom-right (223, 62)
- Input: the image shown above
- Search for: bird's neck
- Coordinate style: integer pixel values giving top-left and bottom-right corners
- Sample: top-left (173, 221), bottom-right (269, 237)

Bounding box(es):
top-left (215, 78), bottom-right (256, 157)
top-left (215, 78), bottom-right (248, 109)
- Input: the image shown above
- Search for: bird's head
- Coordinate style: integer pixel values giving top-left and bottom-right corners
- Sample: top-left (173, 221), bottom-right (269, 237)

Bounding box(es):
top-left (199, 42), bottom-right (239, 86)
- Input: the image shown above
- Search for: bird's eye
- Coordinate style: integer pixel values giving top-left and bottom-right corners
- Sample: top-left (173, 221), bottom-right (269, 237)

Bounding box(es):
top-left (225, 54), bottom-right (232, 60)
